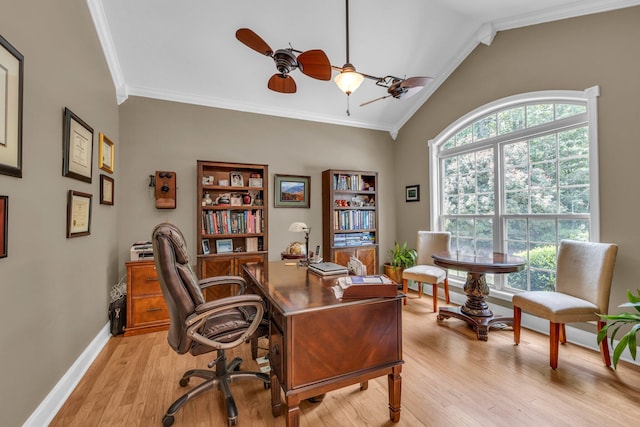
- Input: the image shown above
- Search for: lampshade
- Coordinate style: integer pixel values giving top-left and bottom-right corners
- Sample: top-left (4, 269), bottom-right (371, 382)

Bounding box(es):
top-left (334, 63), bottom-right (364, 96)
top-left (288, 222), bottom-right (309, 232)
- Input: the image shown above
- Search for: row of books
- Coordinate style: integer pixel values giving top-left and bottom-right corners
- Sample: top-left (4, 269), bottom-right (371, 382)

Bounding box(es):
top-left (201, 209), bottom-right (263, 235)
top-left (333, 174), bottom-right (374, 192)
top-left (334, 232), bottom-right (375, 247)
top-left (332, 210), bottom-right (376, 230)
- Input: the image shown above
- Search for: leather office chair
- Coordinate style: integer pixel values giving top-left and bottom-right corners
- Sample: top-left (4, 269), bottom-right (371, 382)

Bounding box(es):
top-left (151, 223), bottom-right (269, 427)
top-left (401, 231), bottom-right (451, 310)
top-left (513, 240), bottom-right (618, 369)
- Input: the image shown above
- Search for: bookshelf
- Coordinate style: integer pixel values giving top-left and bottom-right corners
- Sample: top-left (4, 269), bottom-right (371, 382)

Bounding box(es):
top-left (322, 169), bottom-right (379, 274)
top-left (196, 161), bottom-right (268, 297)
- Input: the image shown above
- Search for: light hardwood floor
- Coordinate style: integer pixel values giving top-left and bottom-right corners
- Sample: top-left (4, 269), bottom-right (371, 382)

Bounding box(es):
top-left (51, 292), bottom-right (640, 426)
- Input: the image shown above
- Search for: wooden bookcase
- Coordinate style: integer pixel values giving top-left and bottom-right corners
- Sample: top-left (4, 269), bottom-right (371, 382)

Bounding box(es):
top-left (196, 161), bottom-right (268, 297)
top-left (322, 169), bottom-right (379, 274)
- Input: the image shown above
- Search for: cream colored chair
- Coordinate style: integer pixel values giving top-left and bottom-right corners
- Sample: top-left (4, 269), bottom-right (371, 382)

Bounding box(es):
top-left (513, 240), bottom-right (618, 369)
top-left (402, 231), bottom-right (451, 310)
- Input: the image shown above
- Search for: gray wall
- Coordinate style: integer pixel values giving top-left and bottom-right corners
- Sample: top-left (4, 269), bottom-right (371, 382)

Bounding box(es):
top-left (0, 0), bottom-right (119, 425)
top-left (395, 7), bottom-right (640, 312)
top-left (117, 97), bottom-right (396, 266)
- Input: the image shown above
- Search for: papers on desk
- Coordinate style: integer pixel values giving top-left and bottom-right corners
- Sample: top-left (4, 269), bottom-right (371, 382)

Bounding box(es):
top-left (308, 262), bottom-right (349, 276)
top-left (332, 275), bottom-right (397, 299)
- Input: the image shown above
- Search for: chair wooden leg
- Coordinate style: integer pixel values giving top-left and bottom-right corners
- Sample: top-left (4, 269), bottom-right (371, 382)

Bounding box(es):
top-left (597, 320), bottom-right (612, 367)
top-left (513, 306), bottom-right (521, 345)
top-left (550, 322), bottom-right (560, 369)
top-left (443, 278), bottom-right (450, 304)
top-left (418, 282), bottom-right (423, 298)
top-left (559, 323), bottom-right (567, 344)
top-left (432, 283), bottom-right (438, 312)
top-left (402, 279), bottom-right (408, 305)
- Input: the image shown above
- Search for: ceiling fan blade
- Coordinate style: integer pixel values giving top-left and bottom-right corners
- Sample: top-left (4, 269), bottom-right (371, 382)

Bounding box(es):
top-left (268, 74), bottom-right (297, 93)
top-left (400, 76), bottom-right (433, 89)
top-left (235, 28), bottom-right (273, 56)
top-left (297, 49), bottom-right (331, 81)
top-left (360, 94), bottom-right (392, 107)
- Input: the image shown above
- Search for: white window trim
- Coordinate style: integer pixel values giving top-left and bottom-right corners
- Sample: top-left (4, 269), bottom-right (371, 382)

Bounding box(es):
top-left (428, 86), bottom-right (600, 242)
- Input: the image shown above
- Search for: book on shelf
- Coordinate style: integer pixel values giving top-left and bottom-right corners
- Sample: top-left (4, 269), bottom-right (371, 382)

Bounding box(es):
top-left (245, 237), bottom-right (258, 252)
top-left (308, 262), bottom-right (349, 276)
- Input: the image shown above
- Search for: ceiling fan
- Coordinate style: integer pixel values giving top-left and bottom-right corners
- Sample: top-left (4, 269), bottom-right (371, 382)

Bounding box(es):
top-left (235, 28), bottom-right (332, 94)
top-left (331, 0), bottom-right (433, 110)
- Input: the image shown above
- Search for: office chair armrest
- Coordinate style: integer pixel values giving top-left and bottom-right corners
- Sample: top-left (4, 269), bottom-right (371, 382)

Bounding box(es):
top-left (186, 294), bottom-right (265, 351)
top-left (198, 275), bottom-right (247, 295)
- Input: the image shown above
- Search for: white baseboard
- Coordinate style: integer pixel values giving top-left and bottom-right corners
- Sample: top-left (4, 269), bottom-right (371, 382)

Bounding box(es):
top-left (22, 322), bottom-right (111, 427)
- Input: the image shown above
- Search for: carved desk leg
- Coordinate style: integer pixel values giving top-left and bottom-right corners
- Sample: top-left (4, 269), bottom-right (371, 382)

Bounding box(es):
top-left (270, 370), bottom-right (281, 417)
top-left (285, 395), bottom-right (301, 427)
top-left (388, 365), bottom-right (402, 422)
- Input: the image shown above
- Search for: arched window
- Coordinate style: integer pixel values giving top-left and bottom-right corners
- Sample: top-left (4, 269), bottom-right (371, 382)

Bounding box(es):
top-left (429, 87), bottom-right (600, 294)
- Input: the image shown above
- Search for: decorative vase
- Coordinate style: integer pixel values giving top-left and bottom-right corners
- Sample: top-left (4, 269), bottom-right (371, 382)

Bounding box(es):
top-left (203, 192), bottom-right (213, 206)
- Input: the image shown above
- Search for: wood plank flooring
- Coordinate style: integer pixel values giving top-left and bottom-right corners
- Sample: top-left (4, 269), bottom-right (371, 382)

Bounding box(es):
top-left (51, 292), bottom-right (640, 426)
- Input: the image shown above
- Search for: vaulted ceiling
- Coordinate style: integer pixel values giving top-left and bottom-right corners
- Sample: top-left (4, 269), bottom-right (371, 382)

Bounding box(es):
top-left (88, 0), bottom-right (640, 138)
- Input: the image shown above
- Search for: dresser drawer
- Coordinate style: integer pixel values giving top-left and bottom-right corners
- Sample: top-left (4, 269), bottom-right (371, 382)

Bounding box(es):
top-left (130, 265), bottom-right (161, 296)
top-left (131, 296), bottom-right (169, 325)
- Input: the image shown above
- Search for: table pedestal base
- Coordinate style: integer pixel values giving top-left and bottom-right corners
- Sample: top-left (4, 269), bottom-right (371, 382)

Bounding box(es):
top-left (437, 306), bottom-right (514, 341)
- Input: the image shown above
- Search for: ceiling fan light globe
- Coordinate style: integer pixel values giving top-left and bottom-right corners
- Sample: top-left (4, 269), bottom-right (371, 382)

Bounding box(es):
top-left (334, 64), bottom-right (364, 95)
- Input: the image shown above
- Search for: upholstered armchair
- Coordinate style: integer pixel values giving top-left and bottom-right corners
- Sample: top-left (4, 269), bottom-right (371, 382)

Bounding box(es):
top-left (512, 240), bottom-right (618, 369)
top-left (151, 223), bottom-right (269, 427)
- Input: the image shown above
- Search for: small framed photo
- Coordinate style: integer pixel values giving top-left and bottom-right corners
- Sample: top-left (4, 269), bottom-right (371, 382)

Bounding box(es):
top-left (98, 132), bottom-right (114, 173)
top-left (230, 194), bottom-right (243, 206)
top-left (0, 195), bottom-right (7, 258)
top-left (67, 190), bottom-right (92, 238)
top-left (63, 108), bottom-right (94, 183)
top-left (202, 239), bottom-right (210, 255)
top-left (100, 174), bottom-right (114, 205)
top-left (274, 174), bottom-right (310, 208)
top-left (216, 238), bottom-right (233, 254)
top-left (0, 35), bottom-right (23, 178)
top-left (230, 172), bottom-right (244, 187)
top-left (248, 173), bottom-right (263, 187)
top-left (405, 184), bottom-right (420, 202)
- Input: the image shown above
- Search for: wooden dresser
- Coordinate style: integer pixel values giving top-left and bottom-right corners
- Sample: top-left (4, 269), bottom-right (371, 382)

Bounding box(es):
top-left (125, 260), bottom-right (169, 336)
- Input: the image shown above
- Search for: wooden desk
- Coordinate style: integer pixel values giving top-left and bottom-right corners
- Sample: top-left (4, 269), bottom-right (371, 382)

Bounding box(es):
top-left (432, 251), bottom-right (525, 341)
top-left (242, 261), bottom-right (403, 427)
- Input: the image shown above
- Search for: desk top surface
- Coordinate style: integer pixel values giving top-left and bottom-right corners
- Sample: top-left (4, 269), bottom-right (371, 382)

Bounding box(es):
top-left (242, 261), bottom-right (400, 315)
top-left (431, 251), bottom-right (526, 274)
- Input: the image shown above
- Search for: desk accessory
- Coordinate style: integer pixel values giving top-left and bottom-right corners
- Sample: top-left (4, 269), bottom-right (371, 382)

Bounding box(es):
top-left (308, 261), bottom-right (348, 276)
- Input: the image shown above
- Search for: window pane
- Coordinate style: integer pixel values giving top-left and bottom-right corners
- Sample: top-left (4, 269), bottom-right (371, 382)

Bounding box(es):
top-left (559, 157), bottom-right (589, 186)
top-left (443, 137), bottom-right (456, 150)
top-left (498, 107), bottom-right (525, 135)
top-left (531, 188), bottom-right (557, 214)
top-left (505, 191), bottom-right (529, 214)
top-left (529, 135), bottom-right (556, 163)
top-left (477, 193), bottom-right (494, 214)
top-left (558, 219), bottom-right (589, 241)
top-left (473, 115), bottom-right (497, 141)
top-left (445, 195), bottom-right (459, 214)
top-left (556, 103), bottom-right (586, 119)
top-left (459, 194), bottom-right (476, 214)
top-left (560, 186), bottom-right (589, 214)
top-left (529, 220), bottom-right (556, 244)
top-left (530, 162), bottom-right (557, 188)
top-left (458, 219), bottom-right (474, 237)
top-left (504, 166), bottom-right (528, 191)
top-left (507, 219), bottom-right (527, 241)
top-left (559, 127), bottom-right (588, 158)
top-left (530, 268), bottom-right (556, 291)
top-left (457, 126), bottom-right (473, 146)
top-left (504, 141), bottom-right (528, 167)
top-left (527, 104), bottom-right (554, 127)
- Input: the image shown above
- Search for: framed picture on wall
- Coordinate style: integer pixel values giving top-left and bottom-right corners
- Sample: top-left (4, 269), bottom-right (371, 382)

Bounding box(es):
top-left (0, 35), bottom-right (24, 178)
top-left (63, 108), bottom-right (94, 183)
top-left (216, 239), bottom-right (233, 254)
top-left (98, 132), bottom-right (114, 173)
top-left (405, 185), bottom-right (420, 202)
top-left (66, 190), bottom-right (92, 238)
top-left (0, 195), bottom-right (7, 258)
top-left (100, 174), bottom-right (114, 205)
top-left (274, 174), bottom-right (310, 208)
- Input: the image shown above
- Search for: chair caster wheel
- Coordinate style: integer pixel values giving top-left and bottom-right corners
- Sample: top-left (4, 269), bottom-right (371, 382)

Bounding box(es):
top-left (228, 417), bottom-right (238, 426)
top-left (162, 415), bottom-right (175, 426)
top-left (179, 378), bottom-right (190, 387)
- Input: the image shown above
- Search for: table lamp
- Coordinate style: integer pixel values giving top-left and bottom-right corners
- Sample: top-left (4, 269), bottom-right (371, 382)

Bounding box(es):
top-left (289, 222), bottom-right (311, 266)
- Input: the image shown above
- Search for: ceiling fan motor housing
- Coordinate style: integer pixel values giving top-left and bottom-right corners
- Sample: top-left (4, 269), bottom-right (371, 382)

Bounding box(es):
top-left (273, 49), bottom-right (298, 75)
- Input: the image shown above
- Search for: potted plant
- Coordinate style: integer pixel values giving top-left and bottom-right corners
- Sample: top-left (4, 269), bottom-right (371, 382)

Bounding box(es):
top-left (597, 289), bottom-right (640, 368)
top-left (383, 241), bottom-right (418, 283)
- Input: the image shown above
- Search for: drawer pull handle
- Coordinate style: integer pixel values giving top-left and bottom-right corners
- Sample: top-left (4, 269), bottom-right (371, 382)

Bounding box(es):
top-left (146, 277), bottom-right (159, 282)
top-left (147, 307), bottom-right (163, 312)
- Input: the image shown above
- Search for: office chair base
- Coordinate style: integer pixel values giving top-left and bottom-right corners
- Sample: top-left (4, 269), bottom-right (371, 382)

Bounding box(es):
top-left (162, 350), bottom-right (270, 426)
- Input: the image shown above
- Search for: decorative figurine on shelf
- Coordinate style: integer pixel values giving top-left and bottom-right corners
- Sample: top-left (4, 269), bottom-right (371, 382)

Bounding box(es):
top-left (202, 192), bottom-right (213, 206)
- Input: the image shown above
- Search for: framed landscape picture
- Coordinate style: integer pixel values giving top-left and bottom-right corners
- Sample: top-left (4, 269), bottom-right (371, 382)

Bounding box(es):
top-left (405, 185), bottom-right (420, 202)
top-left (274, 174), bottom-right (310, 208)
